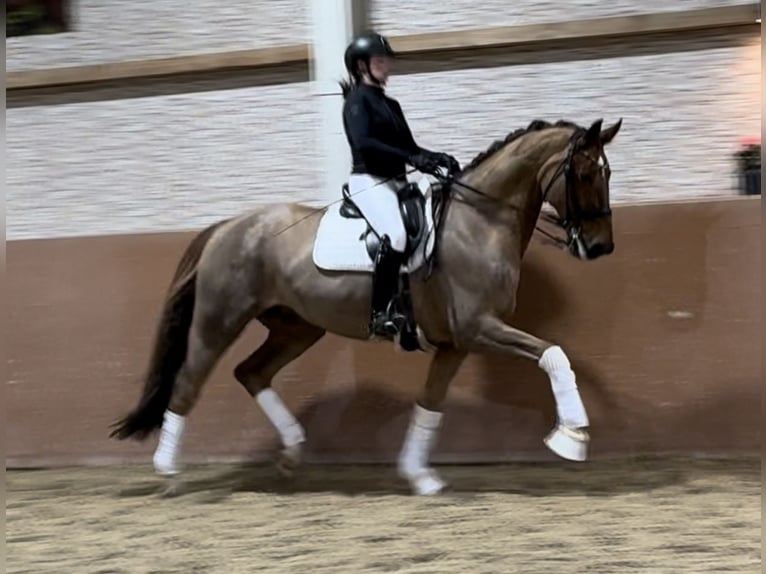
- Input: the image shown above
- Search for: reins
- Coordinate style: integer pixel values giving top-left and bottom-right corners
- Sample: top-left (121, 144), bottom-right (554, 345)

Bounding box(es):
top-left (273, 128), bottom-right (612, 257)
top-left (435, 130), bottom-right (612, 252)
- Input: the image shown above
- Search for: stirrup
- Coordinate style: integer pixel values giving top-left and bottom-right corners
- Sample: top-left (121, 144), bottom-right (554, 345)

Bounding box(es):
top-left (370, 310), bottom-right (406, 336)
top-left (370, 297), bottom-right (406, 335)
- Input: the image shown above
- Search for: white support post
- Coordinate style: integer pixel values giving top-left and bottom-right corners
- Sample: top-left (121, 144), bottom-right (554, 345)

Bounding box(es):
top-left (308, 0), bottom-right (364, 207)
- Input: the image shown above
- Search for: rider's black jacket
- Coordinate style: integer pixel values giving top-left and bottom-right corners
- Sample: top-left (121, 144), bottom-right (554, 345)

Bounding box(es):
top-left (342, 83), bottom-right (425, 179)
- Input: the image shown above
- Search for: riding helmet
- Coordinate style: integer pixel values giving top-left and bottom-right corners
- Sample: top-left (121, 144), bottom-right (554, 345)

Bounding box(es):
top-left (344, 31), bottom-right (396, 76)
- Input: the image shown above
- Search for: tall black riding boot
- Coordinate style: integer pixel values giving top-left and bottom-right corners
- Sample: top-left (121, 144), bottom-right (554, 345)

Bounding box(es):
top-left (370, 238), bottom-right (407, 336)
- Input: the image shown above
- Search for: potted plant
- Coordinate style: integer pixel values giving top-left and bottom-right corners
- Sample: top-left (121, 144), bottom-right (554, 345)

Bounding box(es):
top-left (734, 137), bottom-right (761, 196)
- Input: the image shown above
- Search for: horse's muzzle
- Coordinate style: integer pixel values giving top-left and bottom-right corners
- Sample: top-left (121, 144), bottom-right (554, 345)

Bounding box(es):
top-left (585, 241), bottom-right (614, 259)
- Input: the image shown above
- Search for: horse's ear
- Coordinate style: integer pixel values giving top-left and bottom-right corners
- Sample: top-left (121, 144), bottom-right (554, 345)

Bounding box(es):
top-left (584, 118), bottom-right (603, 146)
top-left (600, 118), bottom-right (623, 145)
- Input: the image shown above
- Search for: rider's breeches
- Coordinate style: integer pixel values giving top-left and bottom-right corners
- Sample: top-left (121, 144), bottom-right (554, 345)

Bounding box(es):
top-left (348, 173), bottom-right (407, 253)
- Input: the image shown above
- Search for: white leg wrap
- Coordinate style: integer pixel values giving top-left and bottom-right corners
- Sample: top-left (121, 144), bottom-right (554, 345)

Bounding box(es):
top-left (538, 346), bottom-right (589, 428)
top-left (153, 410), bottom-right (186, 476)
top-left (398, 404), bottom-right (447, 495)
top-left (256, 388), bottom-right (306, 448)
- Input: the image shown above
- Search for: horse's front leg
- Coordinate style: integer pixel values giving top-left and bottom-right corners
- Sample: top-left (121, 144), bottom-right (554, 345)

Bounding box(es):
top-left (398, 346), bottom-right (467, 495)
top-left (466, 314), bottom-right (590, 461)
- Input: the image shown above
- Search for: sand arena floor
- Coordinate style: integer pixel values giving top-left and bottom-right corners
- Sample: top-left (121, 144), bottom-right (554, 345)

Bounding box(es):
top-left (6, 457), bottom-right (760, 573)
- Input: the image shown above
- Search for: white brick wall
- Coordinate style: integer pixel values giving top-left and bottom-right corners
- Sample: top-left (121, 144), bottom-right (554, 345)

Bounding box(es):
top-left (7, 33), bottom-right (760, 239)
top-left (7, 0), bottom-right (307, 72)
top-left (387, 34), bottom-right (761, 206)
top-left (8, 0), bottom-right (751, 73)
top-left (370, 0), bottom-right (751, 35)
top-left (7, 83), bottom-right (322, 239)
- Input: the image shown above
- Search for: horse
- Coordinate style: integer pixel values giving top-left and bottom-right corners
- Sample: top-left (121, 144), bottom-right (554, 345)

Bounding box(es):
top-left (110, 117), bottom-right (623, 496)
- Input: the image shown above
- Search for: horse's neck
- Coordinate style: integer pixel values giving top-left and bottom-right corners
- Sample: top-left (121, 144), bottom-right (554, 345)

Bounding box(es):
top-left (456, 130), bottom-right (570, 254)
top-left (465, 130), bottom-right (568, 208)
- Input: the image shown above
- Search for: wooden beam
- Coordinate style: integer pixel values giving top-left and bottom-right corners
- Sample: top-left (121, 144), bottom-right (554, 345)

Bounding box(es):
top-left (7, 44), bottom-right (309, 90)
top-left (7, 4), bottom-right (760, 91)
top-left (392, 4), bottom-right (761, 53)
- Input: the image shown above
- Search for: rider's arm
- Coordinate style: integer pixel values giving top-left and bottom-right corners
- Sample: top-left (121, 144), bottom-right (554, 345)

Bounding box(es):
top-left (344, 93), bottom-right (416, 163)
top-left (389, 99), bottom-right (430, 157)
top-left (392, 98), bottom-right (460, 173)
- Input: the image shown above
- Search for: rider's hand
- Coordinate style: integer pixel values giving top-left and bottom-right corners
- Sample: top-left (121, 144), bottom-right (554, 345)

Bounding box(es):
top-left (409, 152), bottom-right (442, 175)
top-left (436, 153), bottom-right (461, 175)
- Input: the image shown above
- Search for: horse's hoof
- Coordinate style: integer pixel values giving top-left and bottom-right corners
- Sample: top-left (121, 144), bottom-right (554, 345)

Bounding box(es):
top-left (415, 476), bottom-right (448, 496)
top-left (544, 423), bottom-right (589, 462)
top-left (153, 449), bottom-right (181, 477)
top-left (401, 468), bottom-right (449, 496)
top-left (159, 477), bottom-right (184, 498)
top-left (275, 444), bottom-right (303, 478)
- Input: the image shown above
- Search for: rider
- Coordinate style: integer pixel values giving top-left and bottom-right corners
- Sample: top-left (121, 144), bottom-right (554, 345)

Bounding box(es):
top-left (340, 30), bottom-right (461, 337)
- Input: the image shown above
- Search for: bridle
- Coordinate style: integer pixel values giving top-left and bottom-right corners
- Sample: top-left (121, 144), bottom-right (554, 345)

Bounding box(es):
top-left (435, 131), bottom-right (612, 251)
top-left (536, 134), bottom-right (613, 249)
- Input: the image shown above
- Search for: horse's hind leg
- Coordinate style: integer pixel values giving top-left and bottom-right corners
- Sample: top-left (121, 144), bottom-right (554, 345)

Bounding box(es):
top-left (153, 302), bottom-right (250, 477)
top-left (233, 307), bottom-right (326, 475)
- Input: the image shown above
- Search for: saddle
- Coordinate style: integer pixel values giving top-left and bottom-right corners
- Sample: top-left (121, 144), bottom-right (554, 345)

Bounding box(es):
top-left (311, 176), bottom-right (446, 352)
top-left (339, 180), bottom-right (427, 262)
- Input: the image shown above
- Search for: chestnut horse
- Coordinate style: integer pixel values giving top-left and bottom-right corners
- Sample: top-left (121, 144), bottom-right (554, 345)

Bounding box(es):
top-left (111, 117), bottom-right (622, 495)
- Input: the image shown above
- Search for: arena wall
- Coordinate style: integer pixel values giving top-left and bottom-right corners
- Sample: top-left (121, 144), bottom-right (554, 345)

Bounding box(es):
top-left (7, 27), bottom-right (761, 240)
top-left (6, 0), bottom-right (308, 72)
top-left (6, 2), bottom-right (761, 468)
top-left (369, 0), bottom-right (753, 35)
top-left (5, 0), bottom-right (752, 72)
top-left (6, 197), bottom-right (760, 468)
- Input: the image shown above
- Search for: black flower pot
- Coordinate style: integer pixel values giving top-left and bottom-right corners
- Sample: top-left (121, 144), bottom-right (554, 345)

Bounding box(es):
top-left (739, 169), bottom-right (761, 196)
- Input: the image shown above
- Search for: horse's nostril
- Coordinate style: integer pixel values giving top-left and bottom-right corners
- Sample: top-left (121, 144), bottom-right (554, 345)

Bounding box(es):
top-left (587, 241), bottom-right (614, 258)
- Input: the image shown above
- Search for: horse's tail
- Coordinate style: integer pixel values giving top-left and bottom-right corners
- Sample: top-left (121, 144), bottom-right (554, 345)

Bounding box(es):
top-left (109, 219), bottom-right (229, 441)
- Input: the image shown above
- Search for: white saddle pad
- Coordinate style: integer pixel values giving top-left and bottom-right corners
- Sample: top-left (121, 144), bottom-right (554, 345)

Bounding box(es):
top-left (312, 177), bottom-right (437, 273)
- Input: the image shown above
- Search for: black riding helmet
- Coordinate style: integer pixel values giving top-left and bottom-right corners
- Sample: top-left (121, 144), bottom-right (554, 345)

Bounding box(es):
top-left (344, 31), bottom-right (396, 82)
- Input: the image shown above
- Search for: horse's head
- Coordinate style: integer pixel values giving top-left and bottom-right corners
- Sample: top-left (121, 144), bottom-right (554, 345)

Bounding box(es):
top-left (539, 118), bottom-right (622, 260)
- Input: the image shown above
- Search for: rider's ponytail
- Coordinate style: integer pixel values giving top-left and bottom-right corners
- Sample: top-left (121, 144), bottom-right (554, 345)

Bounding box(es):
top-left (339, 78), bottom-right (354, 99)
top-left (339, 70), bottom-right (362, 100)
